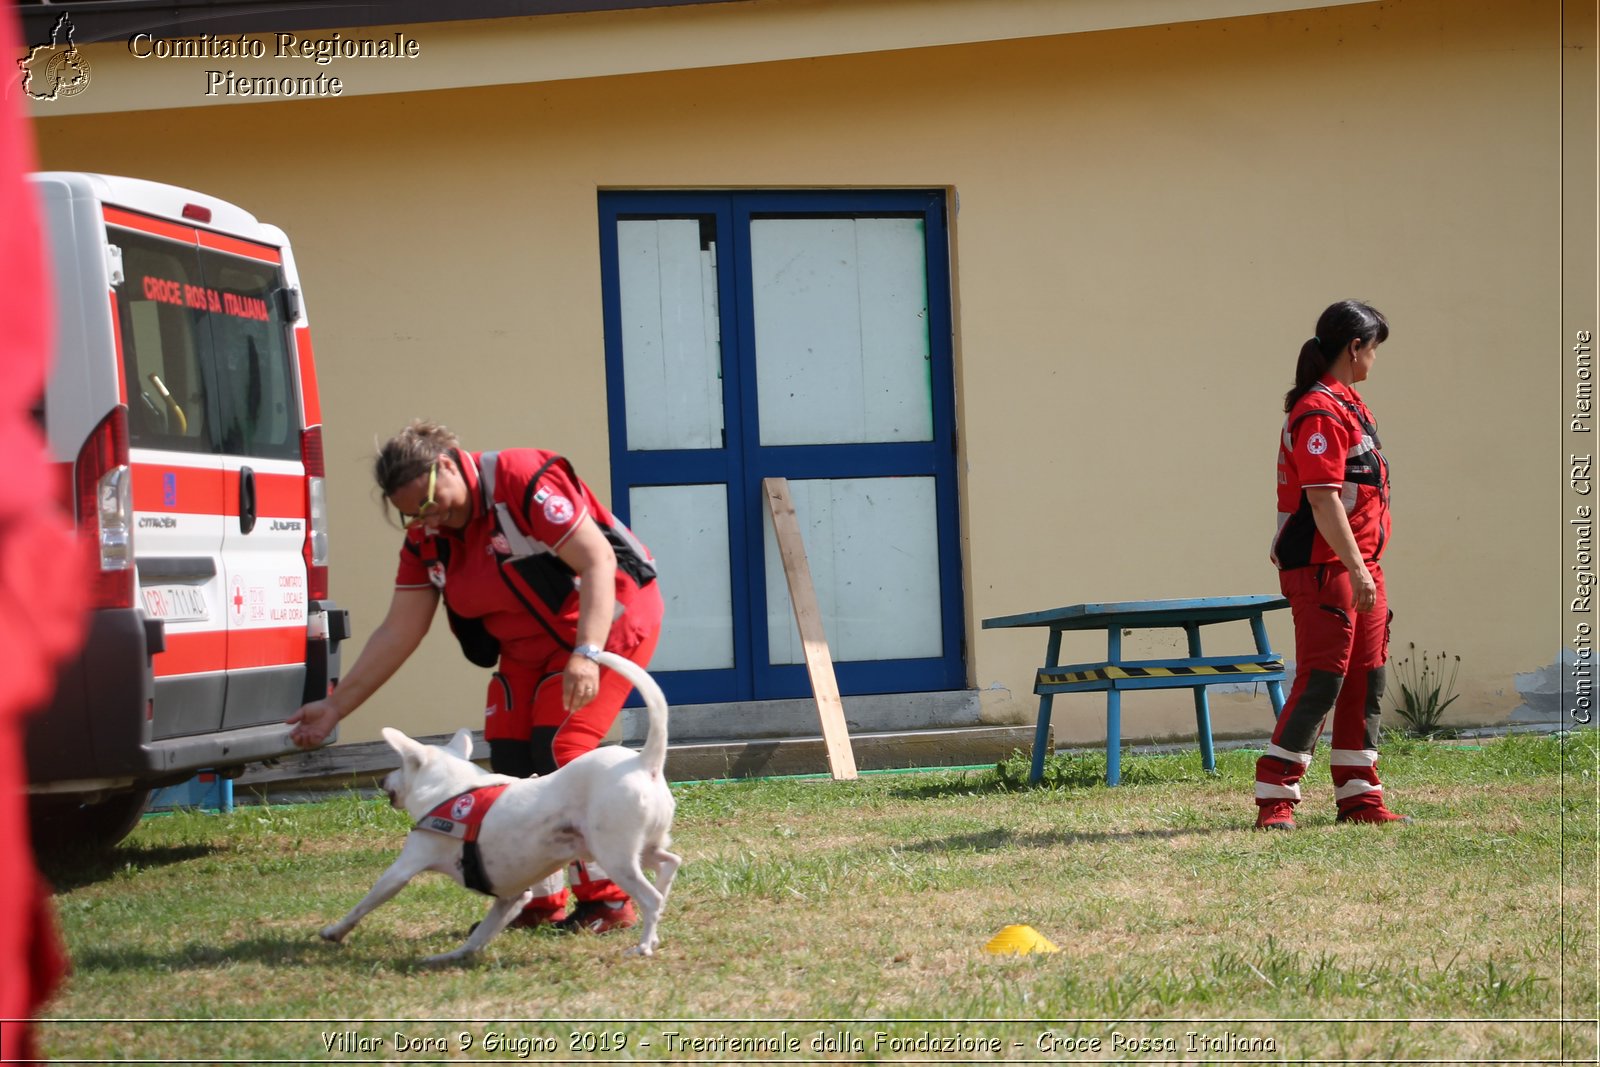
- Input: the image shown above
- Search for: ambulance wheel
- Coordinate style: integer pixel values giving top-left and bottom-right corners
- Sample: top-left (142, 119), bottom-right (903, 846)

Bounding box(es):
top-left (28, 789), bottom-right (151, 855)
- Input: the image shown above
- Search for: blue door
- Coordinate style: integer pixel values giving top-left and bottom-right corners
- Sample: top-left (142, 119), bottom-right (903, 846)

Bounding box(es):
top-left (599, 190), bottom-right (962, 703)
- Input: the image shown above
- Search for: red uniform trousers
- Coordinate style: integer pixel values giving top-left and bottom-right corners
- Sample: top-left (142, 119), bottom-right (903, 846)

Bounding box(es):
top-left (1254, 562), bottom-right (1391, 816)
top-left (484, 582), bottom-right (663, 912)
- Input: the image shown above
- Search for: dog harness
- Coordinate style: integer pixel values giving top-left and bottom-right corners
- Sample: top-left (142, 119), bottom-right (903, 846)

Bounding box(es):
top-left (416, 784), bottom-right (511, 896)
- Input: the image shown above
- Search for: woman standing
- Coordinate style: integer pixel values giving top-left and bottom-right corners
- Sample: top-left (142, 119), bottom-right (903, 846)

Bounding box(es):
top-left (288, 420), bottom-right (664, 930)
top-left (1256, 301), bottom-right (1407, 830)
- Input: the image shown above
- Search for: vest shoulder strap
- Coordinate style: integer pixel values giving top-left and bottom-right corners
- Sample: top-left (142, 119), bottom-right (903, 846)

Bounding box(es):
top-left (481, 451), bottom-right (564, 559)
top-left (479, 450), bottom-right (500, 500)
top-left (1288, 407), bottom-right (1343, 434)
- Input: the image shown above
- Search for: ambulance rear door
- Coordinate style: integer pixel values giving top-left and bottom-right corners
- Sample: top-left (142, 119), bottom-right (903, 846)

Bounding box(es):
top-left (107, 208), bottom-right (231, 739)
top-left (196, 231), bottom-right (312, 731)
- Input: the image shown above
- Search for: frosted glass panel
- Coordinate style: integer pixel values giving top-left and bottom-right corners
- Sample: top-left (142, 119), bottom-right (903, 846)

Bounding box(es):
top-left (629, 484), bottom-right (734, 671)
top-left (764, 477), bottom-right (942, 665)
top-left (618, 219), bottom-right (723, 451)
top-left (751, 218), bottom-right (933, 446)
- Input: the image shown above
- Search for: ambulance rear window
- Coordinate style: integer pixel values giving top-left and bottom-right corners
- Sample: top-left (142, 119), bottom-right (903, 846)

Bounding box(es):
top-left (112, 227), bottom-right (302, 461)
top-left (114, 230), bottom-right (215, 455)
top-left (199, 247), bottom-right (300, 461)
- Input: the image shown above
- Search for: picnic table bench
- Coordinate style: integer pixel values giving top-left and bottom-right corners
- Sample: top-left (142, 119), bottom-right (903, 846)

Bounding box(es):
top-left (982, 596), bottom-right (1290, 785)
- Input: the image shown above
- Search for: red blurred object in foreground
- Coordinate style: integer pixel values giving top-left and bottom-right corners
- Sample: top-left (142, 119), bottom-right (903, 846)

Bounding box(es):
top-left (0, 2), bottom-right (92, 1061)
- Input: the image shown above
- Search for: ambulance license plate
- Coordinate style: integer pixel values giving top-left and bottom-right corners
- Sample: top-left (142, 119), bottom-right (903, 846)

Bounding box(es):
top-left (141, 584), bottom-right (209, 622)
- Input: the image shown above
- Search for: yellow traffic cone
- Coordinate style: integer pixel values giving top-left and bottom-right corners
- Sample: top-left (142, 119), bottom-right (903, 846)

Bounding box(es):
top-left (983, 924), bottom-right (1060, 955)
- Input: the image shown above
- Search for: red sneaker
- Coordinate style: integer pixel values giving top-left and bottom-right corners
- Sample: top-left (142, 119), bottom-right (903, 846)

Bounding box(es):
top-left (554, 899), bottom-right (637, 934)
top-left (1337, 804), bottom-right (1412, 825)
top-left (1254, 799), bottom-right (1297, 831)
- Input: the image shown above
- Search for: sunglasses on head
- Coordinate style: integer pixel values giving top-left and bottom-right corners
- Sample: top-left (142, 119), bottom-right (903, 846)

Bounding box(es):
top-left (396, 460), bottom-right (439, 528)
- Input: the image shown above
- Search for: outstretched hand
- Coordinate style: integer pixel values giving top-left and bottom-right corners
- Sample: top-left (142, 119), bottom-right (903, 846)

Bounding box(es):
top-left (288, 699), bottom-right (341, 749)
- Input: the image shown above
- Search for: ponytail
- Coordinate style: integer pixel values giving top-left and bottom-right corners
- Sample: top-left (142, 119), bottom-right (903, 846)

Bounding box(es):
top-left (1283, 337), bottom-right (1328, 413)
top-left (1283, 300), bottom-right (1390, 412)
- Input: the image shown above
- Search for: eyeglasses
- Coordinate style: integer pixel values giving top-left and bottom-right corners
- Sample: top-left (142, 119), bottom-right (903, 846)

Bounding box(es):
top-left (396, 461), bottom-right (439, 528)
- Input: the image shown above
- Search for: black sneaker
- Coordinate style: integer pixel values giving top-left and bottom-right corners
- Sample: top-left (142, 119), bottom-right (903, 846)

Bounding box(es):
top-left (553, 899), bottom-right (637, 934)
top-left (469, 901), bottom-right (565, 937)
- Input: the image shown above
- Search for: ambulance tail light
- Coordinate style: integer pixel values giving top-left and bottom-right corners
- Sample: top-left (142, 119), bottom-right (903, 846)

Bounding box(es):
top-left (301, 426), bottom-right (329, 600)
top-left (76, 407), bottom-right (134, 609)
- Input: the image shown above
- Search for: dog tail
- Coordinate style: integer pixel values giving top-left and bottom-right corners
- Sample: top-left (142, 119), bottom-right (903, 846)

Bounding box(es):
top-left (593, 650), bottom-right (670, 777)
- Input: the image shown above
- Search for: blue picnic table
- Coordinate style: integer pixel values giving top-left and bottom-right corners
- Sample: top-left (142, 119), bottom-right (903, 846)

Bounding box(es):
top-left (982, 596), bottom-right (1290, 785)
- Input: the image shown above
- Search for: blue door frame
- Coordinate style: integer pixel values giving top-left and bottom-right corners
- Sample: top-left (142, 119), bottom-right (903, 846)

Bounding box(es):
top-left (598, 190), bottom-right (963, 704)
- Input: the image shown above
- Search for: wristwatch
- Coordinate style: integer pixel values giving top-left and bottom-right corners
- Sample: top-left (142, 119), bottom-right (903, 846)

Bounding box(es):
top-left (572, 643), bottom-right (604, 661)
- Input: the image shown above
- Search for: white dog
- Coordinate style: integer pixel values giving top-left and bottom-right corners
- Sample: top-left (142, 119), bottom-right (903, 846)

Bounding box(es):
top-left (318, 651), bottom-right (679, 964)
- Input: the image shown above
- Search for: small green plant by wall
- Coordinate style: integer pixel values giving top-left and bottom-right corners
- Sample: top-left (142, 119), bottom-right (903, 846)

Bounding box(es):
top-left (1390, 643), bottom-right (1461, 739)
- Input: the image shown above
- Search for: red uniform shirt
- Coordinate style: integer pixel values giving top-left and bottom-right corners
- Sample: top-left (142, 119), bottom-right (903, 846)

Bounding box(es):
top-left (395, 449), bottom-right (656, 667)
top-left (1271, 377), bottom-right (1391, 570)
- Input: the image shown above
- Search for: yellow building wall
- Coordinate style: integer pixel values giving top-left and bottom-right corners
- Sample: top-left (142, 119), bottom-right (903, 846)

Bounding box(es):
top-left (29, 0), bottom-right (1574, 746)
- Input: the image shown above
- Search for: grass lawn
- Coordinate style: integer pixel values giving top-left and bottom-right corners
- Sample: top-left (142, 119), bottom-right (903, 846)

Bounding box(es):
top-left (31, 730), bottom-right (1600, 1063)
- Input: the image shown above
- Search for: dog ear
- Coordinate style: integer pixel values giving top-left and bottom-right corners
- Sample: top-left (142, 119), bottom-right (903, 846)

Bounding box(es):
top-left (445, 728), bottom-right (475, 762)
top-left (382, 727), bottom-right (429, 772)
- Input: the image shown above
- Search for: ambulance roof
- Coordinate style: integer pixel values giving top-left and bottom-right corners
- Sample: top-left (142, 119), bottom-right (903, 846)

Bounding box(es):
top-left (31, 172), bottom-right (268, 240)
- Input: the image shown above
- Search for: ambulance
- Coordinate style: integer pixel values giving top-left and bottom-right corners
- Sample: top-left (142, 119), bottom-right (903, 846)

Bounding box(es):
top-left (26, 173), bottom-right (348, 850)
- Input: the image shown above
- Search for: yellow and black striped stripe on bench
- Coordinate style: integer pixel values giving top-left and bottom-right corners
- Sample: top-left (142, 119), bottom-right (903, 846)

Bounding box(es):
top-left (1040, 661), bottom-right (1284, 685)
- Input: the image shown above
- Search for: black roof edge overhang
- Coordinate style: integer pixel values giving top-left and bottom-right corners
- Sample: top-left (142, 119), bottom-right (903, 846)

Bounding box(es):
top-left (18, 0), bottom-right (753, 45)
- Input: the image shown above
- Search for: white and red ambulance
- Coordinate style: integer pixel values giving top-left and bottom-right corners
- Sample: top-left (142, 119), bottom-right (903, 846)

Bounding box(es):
top-left (26, 172), bottom-right (348, 849)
